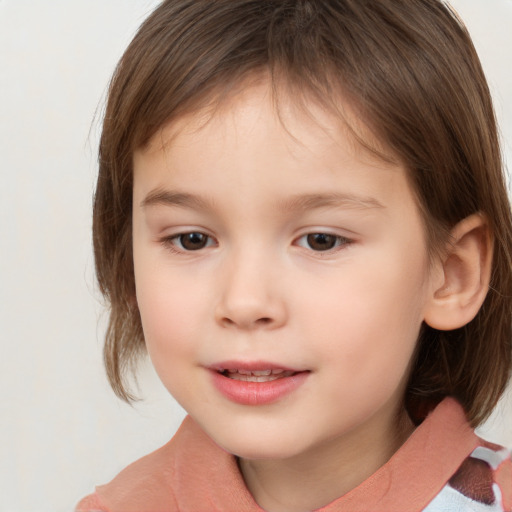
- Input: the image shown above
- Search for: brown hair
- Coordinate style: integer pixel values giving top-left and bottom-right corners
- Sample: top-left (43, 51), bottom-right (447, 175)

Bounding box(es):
top-left (93, 0), bottom-right (512, 426)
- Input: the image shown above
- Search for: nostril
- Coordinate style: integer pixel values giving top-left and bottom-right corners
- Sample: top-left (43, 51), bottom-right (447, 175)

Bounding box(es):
top-left (220, 316), bottom-right (273, 328)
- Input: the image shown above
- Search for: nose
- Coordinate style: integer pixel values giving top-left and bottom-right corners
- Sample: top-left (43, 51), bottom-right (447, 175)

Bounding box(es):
top-left (215, 252), bottom-right (287, 331)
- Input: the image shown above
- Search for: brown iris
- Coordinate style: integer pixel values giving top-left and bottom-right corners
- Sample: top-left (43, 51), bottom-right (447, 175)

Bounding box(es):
top-left (306, 233), bottom-right (338, 251)
top-left (179, 232), bottom-right (209, 250)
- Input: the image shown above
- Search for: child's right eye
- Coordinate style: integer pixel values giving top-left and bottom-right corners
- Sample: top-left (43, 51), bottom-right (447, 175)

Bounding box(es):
top-left (163, 232), bottom-right (216, 252)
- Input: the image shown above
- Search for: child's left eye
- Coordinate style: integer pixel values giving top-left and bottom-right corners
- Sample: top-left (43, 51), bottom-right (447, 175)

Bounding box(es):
top-left (295, 233), bottom-right (351, 252)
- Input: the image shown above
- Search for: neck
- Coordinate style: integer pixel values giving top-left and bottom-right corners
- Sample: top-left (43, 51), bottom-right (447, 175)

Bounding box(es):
top-left (239, 406), bottom-right (414, 512)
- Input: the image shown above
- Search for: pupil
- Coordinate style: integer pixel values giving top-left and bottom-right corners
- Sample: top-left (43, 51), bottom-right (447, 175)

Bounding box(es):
top-left (307, 233), bottom-right (336, 251)
top-left (181, 233), bottom-right (207, 250)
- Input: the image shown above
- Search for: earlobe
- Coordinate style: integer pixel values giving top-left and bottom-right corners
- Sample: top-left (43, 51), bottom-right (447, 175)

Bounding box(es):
top-left (424, 213), bottom-right (493, 331)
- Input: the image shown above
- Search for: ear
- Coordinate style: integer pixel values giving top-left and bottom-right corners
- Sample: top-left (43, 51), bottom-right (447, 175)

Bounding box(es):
top-left (424, 213), bottom-right (493, 331)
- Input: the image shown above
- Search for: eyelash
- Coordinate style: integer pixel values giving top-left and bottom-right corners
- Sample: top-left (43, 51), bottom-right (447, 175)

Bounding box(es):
top-left (160, 231), bottom-right (353, 254)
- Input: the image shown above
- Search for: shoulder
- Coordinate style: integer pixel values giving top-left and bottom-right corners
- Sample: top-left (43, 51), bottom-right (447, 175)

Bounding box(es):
top-left (74, 416), bottom-right (254, 512)
top-left (75, 417), bottom-right (199, 512)
top-left (75, 415), bottom-right (258, 512)
top-left (75, 492), bottom-right (109, 512)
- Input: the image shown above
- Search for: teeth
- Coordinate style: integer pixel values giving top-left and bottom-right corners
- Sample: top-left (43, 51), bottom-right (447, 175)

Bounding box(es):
top-left (223, 369), bottom-right (296, 381)
top-left (252, 370), bottom-right (272, 376)
top-left (224, 369), bottom-right (286, 376)
top-left (232, 374), bottom-right (281, 382)
top-left (243, 374), bottom-right (276, 382)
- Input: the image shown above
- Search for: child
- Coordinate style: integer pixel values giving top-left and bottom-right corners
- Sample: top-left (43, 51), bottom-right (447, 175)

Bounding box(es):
top-left (77, 0), bottom-right (512, 510)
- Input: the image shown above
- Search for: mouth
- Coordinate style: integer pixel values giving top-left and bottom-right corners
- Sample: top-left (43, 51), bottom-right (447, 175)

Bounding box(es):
top-left (219, 368), bottom-right (297, 382)
top-left (209, 362), bottom-right (309, 405)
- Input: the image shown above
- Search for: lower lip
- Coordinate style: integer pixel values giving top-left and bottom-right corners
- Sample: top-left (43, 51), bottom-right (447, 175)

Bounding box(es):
top-left (210, 370), bottom-right (309, 405)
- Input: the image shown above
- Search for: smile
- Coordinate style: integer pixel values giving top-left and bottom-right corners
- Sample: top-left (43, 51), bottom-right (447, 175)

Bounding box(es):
top-left (209, 363), bottom-right (309, 405)
top-left (222, 369), bottom-right (296, 382)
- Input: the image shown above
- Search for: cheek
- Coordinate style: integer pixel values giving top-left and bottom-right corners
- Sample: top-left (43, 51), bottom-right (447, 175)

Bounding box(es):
top-left (301, 252), bottom-right (428, 387)
top-left (135, 265), bottom-right (206, 378)
top-left (136, 282), bottom-right (207, 408)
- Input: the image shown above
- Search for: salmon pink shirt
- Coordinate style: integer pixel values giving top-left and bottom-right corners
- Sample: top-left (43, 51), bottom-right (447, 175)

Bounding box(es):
top-left (76, 398), bottom-right (512, 511)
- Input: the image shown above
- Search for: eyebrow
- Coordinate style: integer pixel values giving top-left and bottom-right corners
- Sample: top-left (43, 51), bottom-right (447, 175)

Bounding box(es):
top-left (140, 189), bottom-right (385, 212)
top-left (140, 189), bottom-right (214, 211)
top-left (278, 192), bottom-right (385, 212)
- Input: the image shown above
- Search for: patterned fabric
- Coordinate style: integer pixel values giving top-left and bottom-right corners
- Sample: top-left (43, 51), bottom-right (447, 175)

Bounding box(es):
top-left (76, 398), bottom-right (512, 512)
top-left (424, 443), bottom-right (512, 512)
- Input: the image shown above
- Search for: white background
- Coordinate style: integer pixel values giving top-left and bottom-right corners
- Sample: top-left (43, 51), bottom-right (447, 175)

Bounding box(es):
top-left (1, 1), bottom-right (511, 511)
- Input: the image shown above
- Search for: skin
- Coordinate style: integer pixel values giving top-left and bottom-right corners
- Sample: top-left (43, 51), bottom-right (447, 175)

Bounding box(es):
top-left (132, 82), bottom-right (440, 511)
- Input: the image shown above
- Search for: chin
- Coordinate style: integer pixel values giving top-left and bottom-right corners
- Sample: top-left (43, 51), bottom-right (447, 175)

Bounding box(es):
top-left (224, 439), bottom-right (303, 461)
top-left (200, 419), bottom-right (311, 461)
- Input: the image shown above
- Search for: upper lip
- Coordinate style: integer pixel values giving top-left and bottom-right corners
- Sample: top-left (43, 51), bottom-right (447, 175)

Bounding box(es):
top-left (209, 360), bottom-right (305, 373)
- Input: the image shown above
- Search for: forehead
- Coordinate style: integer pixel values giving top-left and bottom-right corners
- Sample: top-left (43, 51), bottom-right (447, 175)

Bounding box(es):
top-left (138, 77), bottom-right (399, 171)
top-left (132, 80), bottom-right (416, 218)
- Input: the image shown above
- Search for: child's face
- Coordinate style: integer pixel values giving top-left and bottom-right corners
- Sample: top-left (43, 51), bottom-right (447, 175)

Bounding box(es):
top-left (132, 83), bottom-right (435, 462)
